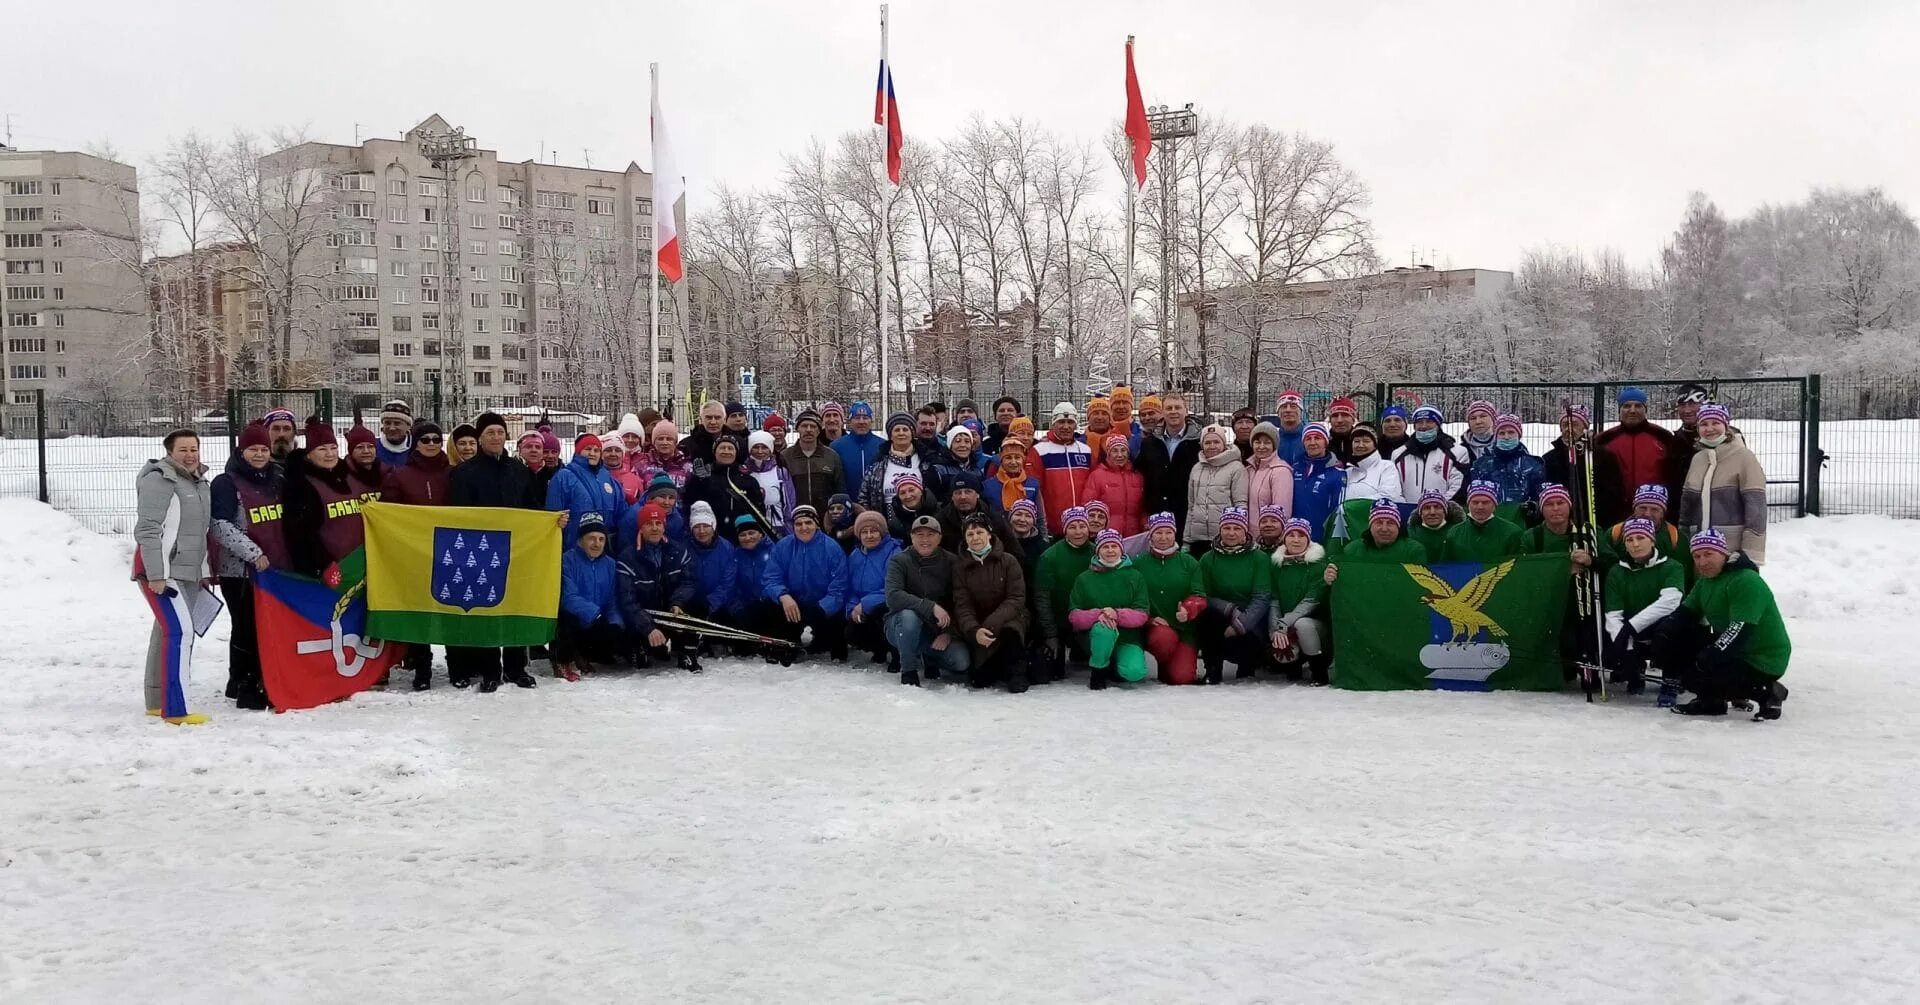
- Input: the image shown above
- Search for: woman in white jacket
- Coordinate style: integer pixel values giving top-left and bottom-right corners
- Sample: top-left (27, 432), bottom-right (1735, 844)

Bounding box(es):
top-left (1343, 423), bottom-right (1404, 503)
top-left (1392, 404), bottom-right (1469, 503)
top-left (133, 429), bottom-right (213, 725)
top-left (1184, 425), bottom-right (1249, 554)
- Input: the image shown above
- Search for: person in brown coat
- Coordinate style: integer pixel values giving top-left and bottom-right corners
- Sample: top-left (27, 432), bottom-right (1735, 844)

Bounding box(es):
top-left (952, 513), bottom-right (1031, 693)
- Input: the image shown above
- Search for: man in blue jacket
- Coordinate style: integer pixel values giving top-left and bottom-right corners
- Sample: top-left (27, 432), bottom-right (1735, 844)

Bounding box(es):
top-left (762, 504), bottom-right (851, 665)
top-left (616, 502), bottom-right (699, 672)
top-left (547, 433), bottom-right (624, 549)
top-left (831, 401), bottom-right (886, 499)
top-left (684, 502), bottom-right (736, 626)
top-left (555, 511), bottom-right (623, 681)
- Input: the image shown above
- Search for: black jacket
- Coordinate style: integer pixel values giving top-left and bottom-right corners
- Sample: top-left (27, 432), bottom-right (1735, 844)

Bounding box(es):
top-left (937, 499), bottom-right (1022, 555)
top-left (449, 449), bottom-right (540, 509)
top-left (1136, 422), bottom-right (1204, 533)
top-left (685, 462), bottom-right (766, 542)
top-left (281, 448), bottom-right (358, 577)
top-left (1543, 437), bottom-right (1629, 528)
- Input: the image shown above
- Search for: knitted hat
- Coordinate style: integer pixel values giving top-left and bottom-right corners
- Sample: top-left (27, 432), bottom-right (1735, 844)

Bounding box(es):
top-left (1141, 394), bottom-right (1162, 411)
top-left (1050, 402), bottom-right (1077, 422)
top-left (894, 472), bottom-right (923, 493)
top-left (1110, 386), bottom-right (1134, 408)
top-left (886, 412), bottom-right (916, 434)
top-left (637, 407), bottom-right (663, 428)
top-left (344, 423), bottom-right (376, 449)
top-left (762, 413), bottom-right (787, 433)
top-left (1698, 403), bottom-right (1730, 424)
top-left (1418, 490), bottom-right (1447, 508)
top-left (1618, 386), bottom-right (1649, 405)
top-left (1465, 400), bottom-right (1497, 422)
top-left (1009, 416), bottom-right (1035, 437)
top-left (646, 473), bottom-right (678, 499)
top-left (1010, 499), bottom-right (1040, 522)
top-left (1094, 529), bottom-right (1124, 550)
top-left (451, 422), bottom-right (479, 443)
top-left (1562, 404), bottom-right (1592, 426)
top-left (849, 401), bottom-right (874, 419)
top-left (712, 434), bottom-right (741, 459)
top-left (725, 401), bottom-right (747, 417)
top-left (261, 407), bottom-right (297, 427)
top-left (1327, 397), bottom-right (1357, 418)
top-left (380, 399), bottom-right (412, 424)
top-left (1146, 512), bottom-right (1177, 534)
top-left (1084, 499), bottom-right (1110, 518)
top-left (1676, 383), bottom-right (1711, 404)
top-left (575, 433), bottom-right (602, 452)
top-left (1251, 420), bottom-right (1280, 445)
top-left (1348, 422), bottom-right (1377, 443)
top-left (1087, 398), bottom-right (1111, 418)
top-left (853, 509), bottom-right (888, 536)
top-left (238, 422), bottom-right (272, 451)
top-left (689, 501), bottom-right (717, 529)
top-left (414, 420), bottom-right (443, 440)
top-left (1381, 404), bottom-right (1410, 422)
top-left (735, 513), bottom-right (767, 536)
top-left (518, 430), bottom-right (543, 448)
top-left (829, 492), bottom-right (852, 510)
top-left (601, 439), bottom-right (625, 456)
top-left (1276, 390), bottom-right (1304, 408)
top-left (790, 504), bottom-right (820, 524)
top-left (747, 431), bottom-right (776, 452)
top-left (651, 419), bottom-right (679, 442)
top-left (1302, 421), bottom-right (1331, 442)
top-left (1061, 506), bottom-right (1090, 528)
top-left (1258, 504), bottom-right (1287, 523)
top-left (1539, 483), bottom-right (1572, 506)
top-left (1467, 481), bottom-right (1500, 505)
top-left (304, 416), bottom-right (338, 450)
top-left (991, 395), bottom-right (1022, 415)
top-left (963, 510), bottom-right (995, 532)
top-left (1283, 517), bottom-right (1313, 537)
top-left (1218, 505), bottom-right (1250, 532)
top-left (637, 502), bottom-right (669, 527)
top-left (796, 409), bottom-right (823, 429)
top-left (576, 511), bottom-right (608, 539)
top-left (1623, 518), bottom-right (1657, 541)
top-left (1494, 414), bottom-right (1524, 436)
top-left (1104, 433), bottom-right (1131, 453)
top-left (956, 399), bottom-right (979, 416)
top-left (1412, 405), bottom-right (1444, 424)
top-left (1369, 497), bottom-right (1401, 524)
top-left (1634, 484), bottom-right (1669, 510)
top-left (820, 402), bottom-right (845, 419)
top-left (946, 424), bottom-right (976, 446)
top-left (1689, 529), bottom-right (1730, 556)
top-left (951, 472), bottom-right (983, 495)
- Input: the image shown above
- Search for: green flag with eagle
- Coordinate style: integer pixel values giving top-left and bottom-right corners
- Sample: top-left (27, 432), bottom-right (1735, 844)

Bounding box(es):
top-left (1332, 555), bottom-right (1570, 691)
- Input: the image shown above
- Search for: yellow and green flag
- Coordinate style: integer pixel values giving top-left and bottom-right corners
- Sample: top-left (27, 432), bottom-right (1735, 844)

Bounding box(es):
top-left (363, 501), bottom-right (562, 647)
top-left (1331, 555), bottom-right (1570, 691)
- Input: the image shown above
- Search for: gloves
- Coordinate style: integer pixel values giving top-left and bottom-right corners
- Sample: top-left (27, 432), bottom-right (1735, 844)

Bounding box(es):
top-left (1037, 640), bottom-right (1058, 662)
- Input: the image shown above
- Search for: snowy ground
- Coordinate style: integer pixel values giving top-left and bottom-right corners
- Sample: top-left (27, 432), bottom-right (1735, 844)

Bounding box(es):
top-left (4, 499), bottom-right (1919, 1003)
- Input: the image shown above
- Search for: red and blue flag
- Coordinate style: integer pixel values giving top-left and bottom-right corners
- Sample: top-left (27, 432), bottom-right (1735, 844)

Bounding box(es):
top-left (873, 60), bottom-right (903, 185)
top-left (254, 552), bottom-right (404, 711)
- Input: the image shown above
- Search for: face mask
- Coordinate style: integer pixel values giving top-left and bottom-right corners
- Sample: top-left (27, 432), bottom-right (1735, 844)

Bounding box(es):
top-left (967, 543), bottom-right (993, 558)
top-left (1414, 429), bottom-right (1437, 445)
top-left (1701, 435), bottom-right (1726, 448)
top-left (1150, 540), bottom-right (1179, 557)
top-left (1496, 436), bottom-right (1521, 451)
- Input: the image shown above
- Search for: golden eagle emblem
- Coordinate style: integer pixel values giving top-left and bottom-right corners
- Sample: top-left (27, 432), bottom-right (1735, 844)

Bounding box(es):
top-left (1404, 561), bottom-right (1514, 646)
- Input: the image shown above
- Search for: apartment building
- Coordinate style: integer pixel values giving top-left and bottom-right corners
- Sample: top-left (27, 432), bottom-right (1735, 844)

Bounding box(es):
top-left (0, 147), bottom-right (145, 403)
top-left (147, 242), bottom-right (264, 402)
top-left (262, 114), bottom-right (687, 408)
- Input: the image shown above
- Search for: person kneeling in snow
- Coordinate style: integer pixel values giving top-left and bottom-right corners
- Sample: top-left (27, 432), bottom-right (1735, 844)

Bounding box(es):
top-left (1068, 530), bottom-right (1152, 690)
top-left (883, 515), bottom-right (970, 686)
top-left (954, 512), bottom-right (1031, 692)
top-left (616, 502), bottom-right (700, 673)
top-left (1270, 518), bottom-right (1331, 685)
top-left (1197, 506), bottom-right (1273, 684)
top-left (761, 505), bottom-right (850, 664)
top-left (844, 510), bottom-right (901, 668)
top-left (1601, 518), bottom-right (1687, 699)
top-left (1669, 530), bottom-right (1791, 719)
top-left (555, 512), bottom-right (625, 681)
top-left (1135, 512), bottom-right (1205, 686)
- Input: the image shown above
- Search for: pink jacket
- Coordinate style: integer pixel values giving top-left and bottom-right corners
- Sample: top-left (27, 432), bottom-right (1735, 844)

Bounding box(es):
top-left (1085, 461), bottom-right (1147, 537)
top-left (1245, 453), bottom-right (1295, 521)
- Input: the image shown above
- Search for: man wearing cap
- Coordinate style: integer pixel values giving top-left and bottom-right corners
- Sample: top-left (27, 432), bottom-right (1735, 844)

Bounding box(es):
top-left (1599, 517), bottom-right (1687, 700)
top-left (261, 407), bottom-right (299, 462)
top-left (546, 432), bottom-right (624, 549)
top-left (616, 501), bottom-right (699, 672)
top-left (1596, 386), bottom-right (1683, 517)
top-left (1324, 397), bottom-right (1360, 465)
top-left (883, 514), bottom-right (970, 685)
top-left (1376, 404), bottom-right (1412, 459)
top-left (1670, 530), bottom-right (1790, 719)
top-left (1324, 499), bottom-right (1428, 587)
top-left (1544, 404), bottom-right (1628, 528)
top-left (1679, 403), bottom-right (1767, 564)
top-left (449, 411), bottom-right (557, 691)
top-left (1230, 407), bottom-right (1259, 462)
top-left (554, 511), bottom-right (624, 681)
top-left (1083, 398), bottom-right (1117, 457)
top-left (1390, 404), bottom-right (1468, 505)
top-left (1458, 400), bottom-right (1500, 467)
top-left (723, 401), bottom-right (751, 438)
top-left (761, 412), bottom-right (790, 451)
top-left (936, 470), bottom-right (1020, 555)
top-left (375, 400), bottom-right (414, 468)
top-left (832, 401), bottom-right (887, 499)
top-left (1136, 391), bottom-right (1203, 536)
top-left (783, 409), bottom-right (845, 516)
top-left (1109, 386), bottom-right (1144, 457)
top-left (1033, 402), bottom-right (1094, 535)
top-left (819, 402), bottom-right (846, 445)
top-left (1138, 394), bottom-right (1164, 432)
top-left (1605, 484), bottom-right (1686, 569)
top-left (762, 504), bottom-right (850, 663)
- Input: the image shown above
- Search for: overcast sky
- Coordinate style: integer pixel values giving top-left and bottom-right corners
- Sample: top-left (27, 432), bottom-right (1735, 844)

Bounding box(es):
top-left (12, 0), bottom-right (1915, 271)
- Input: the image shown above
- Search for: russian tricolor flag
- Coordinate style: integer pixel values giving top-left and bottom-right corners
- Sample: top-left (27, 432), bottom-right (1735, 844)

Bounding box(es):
top-left (874, 59), bottom-right (903, 185)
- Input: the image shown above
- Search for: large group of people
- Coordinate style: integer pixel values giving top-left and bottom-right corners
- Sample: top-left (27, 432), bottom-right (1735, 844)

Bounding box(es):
top-left (131, 383), bottom-right (1790, 725)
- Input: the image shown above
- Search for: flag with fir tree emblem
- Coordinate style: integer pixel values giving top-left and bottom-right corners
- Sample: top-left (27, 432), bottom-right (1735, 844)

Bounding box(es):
top-left (362, 502), bottom-right (562, 646)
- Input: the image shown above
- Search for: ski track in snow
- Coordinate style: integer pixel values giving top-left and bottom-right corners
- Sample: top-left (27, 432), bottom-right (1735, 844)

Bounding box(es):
top-left (3, 500), bottom-right (1919, 1003)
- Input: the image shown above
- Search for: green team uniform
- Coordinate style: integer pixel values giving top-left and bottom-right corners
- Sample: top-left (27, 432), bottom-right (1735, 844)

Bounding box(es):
top-left (1199, 546), bottom-right (1273, 613)
top-left (1135, 549), bottom-right (1204, 643)
top-left (1337, 532), bottom-right (1428, 565)
top-left (1033, 539), bottom-right (1093, 644)
top-left (1603, 552), bottom-right (1686, 632)
top-left (1270, 545), bottom-right (1330, 617)
top-left (1606, 520), bottom-right (1684, 572)
top-left (1682, 560), bottom-right (1792, 678)
top-left (1408, 516), bottom-right (1457, 559)
top-left (1441, 515), bottom-right (1525, 563)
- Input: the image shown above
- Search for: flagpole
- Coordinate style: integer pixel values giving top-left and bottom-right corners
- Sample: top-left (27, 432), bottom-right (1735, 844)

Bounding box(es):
top-left (878, 4), bottom-right (893, 414)
top-left (1123, 39), bottom-right (1136, 388)
top-left (649, 62), bottom-right (662, 410)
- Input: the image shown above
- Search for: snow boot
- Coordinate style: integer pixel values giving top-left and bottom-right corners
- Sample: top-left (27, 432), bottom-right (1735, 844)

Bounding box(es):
top-left (900, 668), bottom-right (921, 687)
top-left (1203, 661), bottom-right (1223, 686)
top-left (886, 651), bottom-right (900, 673)
top-left (477, 678), bottom-right (501, 694)
top-left (1308, 652), bottom-right (1331, 687)
top-left (450, 675), bottom-right (473, 689)
top-left (677, 649), bottom-right (703, 675)
top-left (1088, 666), bottom-right (1109, 690)
top-left (411, 668), bottom-right (433, 692)
top-left (1753, 681), bottom-right (1787, 721)
top-left (1671, 696), bottom-right (1727, 717)
top-left (162, 713), bottom-right (210, 725)
top-left (924, 664), bottom-right (941, 680)
top-left (1006, 665), bottom-right (1029, 694)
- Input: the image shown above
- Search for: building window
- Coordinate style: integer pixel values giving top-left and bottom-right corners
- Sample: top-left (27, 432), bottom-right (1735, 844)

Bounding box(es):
top-left (538, 294), bottom-right (562, 310)
top-left (6, 337), bottom-right (47, 353)
top-left (497, 186), bottom-right (521, 206)
top-left (500, 291), bottom-right (523, 309)
top-left (7, 312), bottom-right (42, 327)
top-left (50, 288), bottom-right (62, 301)
top-left (472, 345), bottom-right (491, 360)
top-left (420, 206), bottom-right (439, 224)
top-left (587, 225), bottom-right (611, 240)
top-left (388, 179), bottom-right (407, 196)
top-left (50, 261), bottom-right (62, 275)
top-left (497, 239), bottom-right (517, 256)
top-left (1, 180), bottom-right (42, 195)
top-left (5, 286), bottom-right (45, 301)
top-left (7, 260), bottom-right (46, 276)
top-left (473, 319), bottom-right (489, 334)
top-left (338, 285), bottom-right (378, 300)
top-left (391, 233), bottom-right (408, 251)
top-left (420, 260), bottom-right (440, 277)
top-left (48, 233), bottom-right (61, 248)
top-left (586, 197), bottom-right (614, 215)
top-left (334, 173), bottom-right (374, 192)
top-left (346, 202), bottom-right (374, 219)
top-left (497, 214), bottom-right (517, 231)
top-left (417, 180), bottom-right (442, 198)
top-left (49, 208), bottom-right (64, 223)
top-left (469, 240), bottom-right (487, 256)
top-left (500, 265), bottom-right (521, 283)
top-left (420, 233), bottom-right (440, 251)
top-left (3, 233), bottom-right (43, 249)
top-left (468, 185), bottom-right (486, 203)
top-left (4, 207), bottom-right (45, 223)
top-left (9, 365), bottom-right (46, 379)
top-left (365, 367), bottom-right (381, 382)
top-left (422, 288), bottom-right (441, 303)
top-left (636, 197), bottom-right (653, 215)
top-left (345, 257), bottom-right (377, 275)
top-left (469, 264), bottom-right (489, 282)
top-left (535, 219), bottom-right (575, 236)
top-left (392, 288), bottom-right (411, 305)
top-left (388, 204), bottom-right (407, 223)
top-left (558, 268), bottom-right (578, 285)
top-left (422, 314), bottom-right (440, 330)
top-left (472, 371), bottom-right (493, 386)
top-left (467, 213), bottom-right (487, 229)
top-left (535, 191), bottom-right (575, 210)
top-left (470, 292), bottom-right (489, 308)
top-left (392, 316), bottom-right (413, 332)
top-left (423, 339), bottom-right (441, 355)
top-left (392, 341), bottom-right (414, 356)
top-left (50, 314), bottom-right (64, 328)
top-left (390, 260), bottom-right (410, 278)
top-left (393, 369), bottom-right (414, 385)
top-left (348, 312), bottom-right (379, 328)
top-left (49, 181), bottom-right (61, 196)
top-left (55, 366), bottom-right (65, 378)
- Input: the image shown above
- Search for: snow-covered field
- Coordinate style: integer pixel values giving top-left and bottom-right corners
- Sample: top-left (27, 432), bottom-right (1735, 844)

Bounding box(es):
top-left (4, 498), bottom-right (1919, 1002)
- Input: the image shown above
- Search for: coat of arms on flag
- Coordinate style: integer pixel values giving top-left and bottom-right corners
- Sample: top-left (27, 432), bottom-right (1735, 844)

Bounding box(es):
top-left (254, 552), bottom-right (404, 711)
top-left (1331, 555), bottom-right (1569, 692)
top-left (433, 527), bottom-right (512, 611)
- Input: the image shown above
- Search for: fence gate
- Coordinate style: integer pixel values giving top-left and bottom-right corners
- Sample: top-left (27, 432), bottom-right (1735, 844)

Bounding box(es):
top-left (1383, 378), bottom-right (1812, 518)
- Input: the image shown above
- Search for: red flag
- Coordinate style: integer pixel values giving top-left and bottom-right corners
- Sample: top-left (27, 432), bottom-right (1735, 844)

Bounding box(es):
top-left (1124, 37), bottom-right (1151, 189)
top-left (874, 61), bottom-right (903, 185)
top-left (254, 567), bottom-right (404, 712)
top-left (652, 84), bottom-right (685, 284)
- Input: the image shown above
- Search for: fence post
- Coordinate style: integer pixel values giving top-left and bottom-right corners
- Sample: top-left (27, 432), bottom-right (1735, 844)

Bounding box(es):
top-left (1373, 381), bottom-right (1389, 422)
top-left (431, 376), bottom-right (443, 426)
top-left (1805, 374), bottom-right (1823, 517)
top-left (1590, 383), bottom-right (1606, 434)
top-left (34, 388), bottom-right (49, 504)
top-left (226, 387), bottom-right (239, 457)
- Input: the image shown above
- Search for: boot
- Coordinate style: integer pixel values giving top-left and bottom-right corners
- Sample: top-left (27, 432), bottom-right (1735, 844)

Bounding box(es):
top-left (886, 651), bottom-right (900, 673)
top-left (1753, 681), bottom-right (1787, 721)
top-left (1006, 664), bottom-right (1029, 694)
top-left (1088, 665), bottom-right (1109, 690)
top-left (677, 649), bottom-right (703, 674)
top-left (1671, 696), bottom-right (1727, 716)
top-left (505, 670), bottom-right (538, 689)
top-left (1308, 652), bottom-right (1331, 687)
top-left (1234, 665), bottom-right (1254, 680)
top-left (1203, 660), bottom-right (1223, 686)
top-left (900, 668), bottom-right (921, 687)
top-left (450, 675), bottom-right (473, 689)
top-left (162, 713), bottom-right (211, 725)
top-left (236, 688), bottom-right (270, 711)
top-left (477, 678), bottom-right (501, 694)
top-left (411, 668), bottom-right (432, 692)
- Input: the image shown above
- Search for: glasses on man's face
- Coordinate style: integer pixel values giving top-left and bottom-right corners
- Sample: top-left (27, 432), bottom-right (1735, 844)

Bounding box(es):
top-left (418, 436), bottom-right (443, 444)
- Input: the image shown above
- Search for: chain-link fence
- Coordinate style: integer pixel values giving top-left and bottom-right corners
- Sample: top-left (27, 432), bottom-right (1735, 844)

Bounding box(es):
top-left (1812, 374), bottom-right (1920, 517)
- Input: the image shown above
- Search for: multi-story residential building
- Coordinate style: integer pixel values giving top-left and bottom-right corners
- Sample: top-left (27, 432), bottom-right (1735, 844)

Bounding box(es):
top-left (146, 242), bottom-right (265, 402)
top-left (261, 115), bottom-right (687, 409)
top-left (0, 147), bottom-right (145, 404)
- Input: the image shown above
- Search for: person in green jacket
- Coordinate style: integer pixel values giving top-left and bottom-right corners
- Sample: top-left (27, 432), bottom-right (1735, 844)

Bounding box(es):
top-left (1269, 517), bottom-right (1331, 685)
top-left (1671, 529), bottom-right (1791, 719)
top-left (1601, 517), bottom-right (1688, 699)
top-left (1197, 506), bottom-right (1274, 684)
top-left (1441, 481), bottom-right (1525, 563)
top-left (1068, 530), bottom-right (1152, 690)
top-left (1324, 498), bottom-right (1429, 587)
top-left (1032, 505), bottom-right (1095, 683)
top-left (1604, 484), bottom-right (1687, 574)
top-left (1135, 512), bottom-right (1205, 684)
top-left (1526, 483), bottom-right (1602, 679)
top-left (1407, 490), bottom-right (1460, 558)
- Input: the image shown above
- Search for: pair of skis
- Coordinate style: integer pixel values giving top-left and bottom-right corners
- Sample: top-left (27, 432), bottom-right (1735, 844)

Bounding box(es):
top-left (646, 608), bottom-right (801, 651)
top-left (1568, 431), bottom-right (1609, 703)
